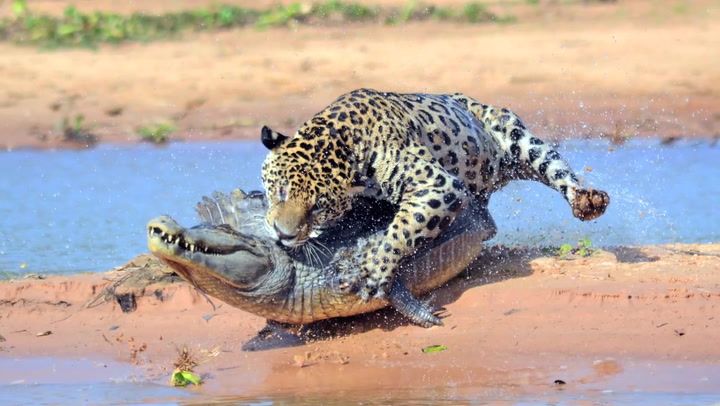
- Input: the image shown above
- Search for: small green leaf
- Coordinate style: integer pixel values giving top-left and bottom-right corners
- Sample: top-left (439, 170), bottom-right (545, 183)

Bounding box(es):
top-left (170, 369), bottom-right (202, 386)
top-left (421, 344), bottom-right (447, 353)
top-left (558, 243), bottom-right (573, 257)
top-left (180, 371), bottom-right (201, 385)
top-left (578, 237), bottom-right (592, 249)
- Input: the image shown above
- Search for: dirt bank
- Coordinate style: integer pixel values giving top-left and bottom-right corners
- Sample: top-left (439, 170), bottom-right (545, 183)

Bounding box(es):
top-left (1, 243), bottom-right (718, 397)
top-left (1, 0), bottom-right (718, 149)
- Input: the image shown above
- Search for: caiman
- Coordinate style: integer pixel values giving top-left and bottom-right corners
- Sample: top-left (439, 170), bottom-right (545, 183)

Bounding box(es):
top-left (147, 189), bottom-right (496, 331)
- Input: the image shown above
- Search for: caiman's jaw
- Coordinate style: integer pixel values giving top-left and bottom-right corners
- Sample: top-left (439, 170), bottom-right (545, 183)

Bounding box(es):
top-left (148, 216), bottom-right (245, 256)
top-left (147, 216), bottom-right (273, 289)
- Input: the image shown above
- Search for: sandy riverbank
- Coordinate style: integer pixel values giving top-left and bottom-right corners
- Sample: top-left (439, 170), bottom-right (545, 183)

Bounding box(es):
top-left (1, 243), bottom-right (718, 398)
top-left (1, 0), bottom-right (718, 149)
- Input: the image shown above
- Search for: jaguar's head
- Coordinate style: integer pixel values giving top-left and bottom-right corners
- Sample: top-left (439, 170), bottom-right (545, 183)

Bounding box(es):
top-left (260, 126), bottom-right (353, 247)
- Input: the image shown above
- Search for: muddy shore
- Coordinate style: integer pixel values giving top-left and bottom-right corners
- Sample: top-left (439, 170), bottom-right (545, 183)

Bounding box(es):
top-left (1, 243), bottom-right (718, 398)
top-left (1, 0), bottom-right (718, 150)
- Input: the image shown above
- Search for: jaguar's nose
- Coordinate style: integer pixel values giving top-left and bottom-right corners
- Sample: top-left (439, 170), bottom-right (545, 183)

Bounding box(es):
top-left (273, 222), bottom-right (297, 241)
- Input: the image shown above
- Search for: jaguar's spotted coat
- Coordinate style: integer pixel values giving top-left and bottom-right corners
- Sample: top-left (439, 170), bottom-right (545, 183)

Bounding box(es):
top-left (261, 89), bottom-right (609, 302)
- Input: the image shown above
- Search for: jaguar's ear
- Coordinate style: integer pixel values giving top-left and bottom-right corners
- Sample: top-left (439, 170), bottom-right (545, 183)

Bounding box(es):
top-left (261, 126), bottom-right (289, 150)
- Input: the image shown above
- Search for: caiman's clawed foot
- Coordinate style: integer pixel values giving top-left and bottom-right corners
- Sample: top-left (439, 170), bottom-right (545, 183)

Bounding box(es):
top-left (389, 279), bottom-right (445, 328)
top-left (242, 320), bottom-right (305, 352)
top-left (572, 189), bottom-right (610, 221)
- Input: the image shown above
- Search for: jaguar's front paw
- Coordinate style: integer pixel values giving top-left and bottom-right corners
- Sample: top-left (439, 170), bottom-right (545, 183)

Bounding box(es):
top-left (337, 273), bottom-right (359, 294)
top-left (356, 278), bottom-right (389, 302)
top-left (339, 272), bottom-right (391, 302)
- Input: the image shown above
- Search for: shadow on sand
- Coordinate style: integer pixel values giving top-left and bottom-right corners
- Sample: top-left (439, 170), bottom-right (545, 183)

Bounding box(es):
top-left (242, 244), bottom-right (665, 351)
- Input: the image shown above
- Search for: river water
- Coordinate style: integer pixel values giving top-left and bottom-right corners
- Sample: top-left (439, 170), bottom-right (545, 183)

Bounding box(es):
top-left (1, 139), bottom-right (718, 277)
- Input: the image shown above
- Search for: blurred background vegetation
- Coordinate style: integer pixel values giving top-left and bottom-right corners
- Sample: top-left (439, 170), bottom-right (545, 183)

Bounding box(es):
top-left (1, 0), bottom-right (514, 47)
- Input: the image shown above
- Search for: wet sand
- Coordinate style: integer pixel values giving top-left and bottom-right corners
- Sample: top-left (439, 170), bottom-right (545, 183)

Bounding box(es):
top-left (1, 0), bottom-right (719, 149)
top-left (1, 244), bottom-right (718, 398)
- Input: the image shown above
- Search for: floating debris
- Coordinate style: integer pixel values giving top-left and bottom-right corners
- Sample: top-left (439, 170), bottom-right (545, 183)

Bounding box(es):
top-left (421, 344), bottom-right (447, 354)
top-left (171, 346), bottom-right (202, 386)
top-left (170, 370), bottom-right (202, 387)
top-left (174, 346), bottom-right (199, 371)
top-left (36, 330), bottom-right (52, 337)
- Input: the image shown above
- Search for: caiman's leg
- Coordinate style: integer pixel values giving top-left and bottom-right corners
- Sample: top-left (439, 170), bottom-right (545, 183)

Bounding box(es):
top-left (241, 320), bottom-right (305, 351)
top-left (388, 204), bottom-right (496, 328)
top-left (389, 278), bottom-right (446, 327)
top-left (451, 94), bottom-right (610, 221)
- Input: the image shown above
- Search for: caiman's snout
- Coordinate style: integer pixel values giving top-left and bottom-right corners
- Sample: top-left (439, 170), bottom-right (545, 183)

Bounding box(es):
top-left (148, 216), bottom-right (258, 256)
top-left (147, 216), bottom-right (186, 253)
top-left (147, 215), bottom-right (211, 254)
top-left (147, 214), bottom-right (274, 289)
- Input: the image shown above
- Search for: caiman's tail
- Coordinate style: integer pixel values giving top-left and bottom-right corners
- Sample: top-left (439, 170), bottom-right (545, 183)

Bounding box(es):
top-left (451, 93), bottom-right (609, 221)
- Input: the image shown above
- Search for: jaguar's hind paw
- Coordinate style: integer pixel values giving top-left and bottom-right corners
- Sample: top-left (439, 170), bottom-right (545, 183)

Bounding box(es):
top-left (572, 188), bottom-right (610, 221)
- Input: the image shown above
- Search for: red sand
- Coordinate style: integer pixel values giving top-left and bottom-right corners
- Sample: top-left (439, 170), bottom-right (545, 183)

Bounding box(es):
top-left (1, 244), bottom-right (719, 397)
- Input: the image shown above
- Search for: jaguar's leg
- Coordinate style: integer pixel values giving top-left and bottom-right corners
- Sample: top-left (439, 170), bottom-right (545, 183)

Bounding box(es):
top-left (340, 150), bottom-right (468, 301)
top-left (452, 94), bottom-right (609, 221)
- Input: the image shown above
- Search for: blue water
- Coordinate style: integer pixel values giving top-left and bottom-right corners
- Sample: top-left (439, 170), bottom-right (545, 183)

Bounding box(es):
top-left (0, 139), bottom-right (718, 276)
top-left (2, 356), bottom-right (719, 405)
top-left (0, 357), bottom-right (190, 405)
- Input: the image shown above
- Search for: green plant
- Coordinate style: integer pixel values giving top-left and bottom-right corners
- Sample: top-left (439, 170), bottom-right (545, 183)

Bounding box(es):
top-left (137, 122), bottom-right (175, 144)
top-left (557, 243), bottom-right (573, 257)
top-left (255, 3), bottom-right (307, 28)
top-left (312, 0), bottom-right (377, 21)
top-left (61, 113), bottom-right (98, 146)
top-left (576, 237), bottom-right (593, 257)
top-left (397, 0), bottom-right (420, 23)
top-left (461, 2), bottom-right (493, 23)
top-left (1, 1), bottom-right (513, 48)
top-left (429, 6), bottom-right (454, 20)
top-left (556, 237), bottom-right (595, 258)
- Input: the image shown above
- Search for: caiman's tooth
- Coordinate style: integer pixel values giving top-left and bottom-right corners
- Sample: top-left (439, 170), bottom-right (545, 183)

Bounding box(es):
top-left (190, 244), bottom-right (195, 252)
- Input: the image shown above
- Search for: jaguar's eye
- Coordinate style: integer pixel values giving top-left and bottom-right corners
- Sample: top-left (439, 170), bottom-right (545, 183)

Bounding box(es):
top-left (277, 186), bottom-right (287, 202)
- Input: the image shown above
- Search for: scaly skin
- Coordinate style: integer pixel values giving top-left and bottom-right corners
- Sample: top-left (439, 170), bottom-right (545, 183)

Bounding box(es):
top-left (148, 189), bottom-right (495, 327)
